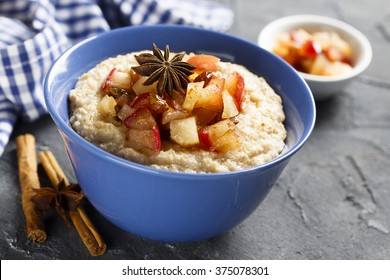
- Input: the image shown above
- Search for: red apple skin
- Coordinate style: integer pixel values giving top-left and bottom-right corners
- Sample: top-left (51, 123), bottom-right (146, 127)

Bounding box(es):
top-left (224, 72), bottom-right (245, 111)
top-left (102, 68), bottom-right (133, 95)
top-left (198, 120), bottom-right (241, 152)
top-left (187, 54), bottom-right (220, 72)
top-left (300, 40), bottom-right (322, 58)
top-left (123, 107), bottom-right (156, 130)
top-left (127, 125), bottom-right (161, 155)
top-left (150, 126), bottom-right (161, 153)
top-left (198, 128), bottom-right (212, 151)
top-left (129, 93), bottom-right (150, 109)
top-left (101, 68), bottom-right (117, 92)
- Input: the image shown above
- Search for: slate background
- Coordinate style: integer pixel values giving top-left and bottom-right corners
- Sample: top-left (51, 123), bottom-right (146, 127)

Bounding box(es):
top-left (1, 0), bottom-right (390, 259)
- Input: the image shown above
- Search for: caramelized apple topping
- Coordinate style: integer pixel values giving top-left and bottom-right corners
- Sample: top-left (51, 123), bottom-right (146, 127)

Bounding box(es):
top-left (99, 46), bottom-right (246, 154)
top-left (273, 29), bottom-right (353, 76)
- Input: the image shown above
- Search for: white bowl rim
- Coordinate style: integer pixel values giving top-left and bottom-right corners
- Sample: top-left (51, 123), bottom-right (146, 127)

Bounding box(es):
top-left (257, 14), bottom-right (373, 82)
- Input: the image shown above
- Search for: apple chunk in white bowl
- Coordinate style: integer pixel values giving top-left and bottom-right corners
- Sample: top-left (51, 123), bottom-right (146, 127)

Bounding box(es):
top-left (258, 14), bottom-right (372, 100)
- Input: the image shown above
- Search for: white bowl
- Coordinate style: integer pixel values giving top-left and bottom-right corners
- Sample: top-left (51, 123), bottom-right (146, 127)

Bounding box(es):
top-left (258, 15), bottom-right (372, 100)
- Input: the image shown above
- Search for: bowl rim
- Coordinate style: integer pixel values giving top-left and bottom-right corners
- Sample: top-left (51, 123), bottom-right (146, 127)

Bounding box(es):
top-left (44, 24), bottom-right (316, 179)
top-left (257, 14), bottom-right (373, 82)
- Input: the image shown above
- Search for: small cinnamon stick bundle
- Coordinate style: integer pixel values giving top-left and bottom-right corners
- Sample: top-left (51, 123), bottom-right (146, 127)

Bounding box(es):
top-left (39, 151), bottom-right (107, 256)
top-left (16, 134), bottom-right (47, 243)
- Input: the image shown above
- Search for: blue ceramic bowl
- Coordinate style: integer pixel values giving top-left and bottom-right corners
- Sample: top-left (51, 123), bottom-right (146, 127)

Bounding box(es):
top-left (44, 25), bottom-right (316, 243)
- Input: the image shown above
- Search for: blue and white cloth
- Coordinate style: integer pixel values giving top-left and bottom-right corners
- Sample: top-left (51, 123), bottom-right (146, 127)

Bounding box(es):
top-left (0, 0), bottom-right (234, 155)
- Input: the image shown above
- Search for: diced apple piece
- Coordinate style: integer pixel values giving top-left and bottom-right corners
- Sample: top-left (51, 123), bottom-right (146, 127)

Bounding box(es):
top-left (274, 44), bottom-right (299, 66)
top-left (149, 93), bottom-right (169, 114)
top-left (161, 108), bottom-right (191, 125)
top-left (170, 116), bottom-right (200, 147)
top-left (102, 68), bottom-right (132, 94)
top-left (309, 54), bottom-right (330, 75)
top-left (223, 72), bottom-right (245, 111)
top-left (322, 61), bottom-right (353, 76)
top-left (115, 93), bottom-right (133, 107)
top-left (198, 128), bottom-right (212, 150)
top-left (117, 104), bottom-right (135, 121)
top-left (199, 119), bottom-right (241, 152)
top-left (298, 39), bottom-right (322, 58)
top-left (187, 54), bottom-right (220, 72)
top-left (102, 68), bottom-right (116, 92)
top-left (325, 45), bottom-right (352, 66)
top-left (329, 32), bottom-right (352, 58)
top-left (194, 83), bottom-right (223, 112)
top-left (97, 95), bottom-right (117, 118)
top-left (127, 126), bottom-right (161, 155)
top-left (324, 46), bottom-right (343, 62)
top-left (183, 80), bottom-right (223, 113)
top-left (222, 89), bottom-right (239, 119)
top-left (111, 70), bottom-right (132, 89)
top-left (290, 29), bottom-right (311, 45)
top-left (311, 31), bottom-right (331, 50)
top-left (132, 76), bottom-right (157, 95)
top-left (129, 69), bottom-right (141, 84)
top-left (123, 107), bottom-right (156, 130)
top-left (129, 93), bottom-right (150, 109)
top-left (208, 74), bottom-right (225, 89)
top-left (193, 107), bottom-right (219, 126)
top-left (182, 81), bottom-right (204, 112)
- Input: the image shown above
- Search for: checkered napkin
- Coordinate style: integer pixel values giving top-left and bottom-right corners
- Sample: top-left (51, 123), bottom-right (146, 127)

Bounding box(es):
top-left (0, 0), bottom-right (234, 156)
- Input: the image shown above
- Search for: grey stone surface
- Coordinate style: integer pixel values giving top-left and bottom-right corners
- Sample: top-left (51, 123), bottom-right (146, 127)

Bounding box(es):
top-left (1, 0), bottom-right (390, 259)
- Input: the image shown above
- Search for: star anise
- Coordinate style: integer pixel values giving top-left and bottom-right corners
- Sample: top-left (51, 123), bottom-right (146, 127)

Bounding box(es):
top-left (132, 43), bottom-right (196, 97)
top-left (31, 180), bottom-right (84, 226)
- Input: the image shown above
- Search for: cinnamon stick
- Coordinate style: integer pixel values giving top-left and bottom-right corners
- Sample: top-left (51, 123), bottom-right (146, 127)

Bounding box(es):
top-left (39, 151), bottom-right (69, 186)
top-left (39, 150), bottom-right (106, 256)
top-left (69, 207), bottom-right (107, 256)
top-left (16, 134), bottom-right (47, 243)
